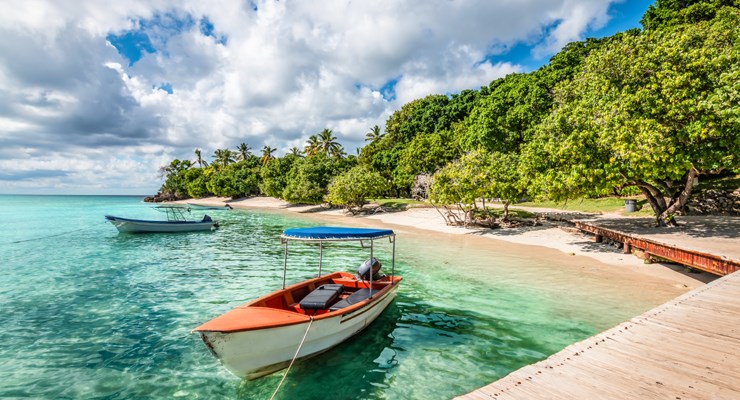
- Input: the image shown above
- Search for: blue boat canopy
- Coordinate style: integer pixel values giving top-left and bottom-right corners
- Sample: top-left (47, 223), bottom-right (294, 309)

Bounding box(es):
top-left (282, 226), bottom-right (394, 241)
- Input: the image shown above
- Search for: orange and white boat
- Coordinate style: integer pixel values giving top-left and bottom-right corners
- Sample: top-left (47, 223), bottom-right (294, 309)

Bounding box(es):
top-left (193, 227), bottom-right (402, 379)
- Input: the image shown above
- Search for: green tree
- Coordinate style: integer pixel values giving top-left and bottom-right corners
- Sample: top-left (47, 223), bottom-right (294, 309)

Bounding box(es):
top-left (158, 159), bottom-right (193, 199)
top-left (194, 148), bottom-right (208, 167)
top-left (304, 135), bottom-right (320, 157)
top-left (326, 165), bottom-right (389, 210)
top-left (484, 152), bottom-right (526, 220)
top-left (212, 148), bottom-right (235, 168)
top-left (523, 8), bottom-right (740, 226)
top-left (641, 0), bottom-right (732, 30)
top-left (459, 73), bottom-right (550, 153)
top-left (185, 167), bottom-right (211, 198)
top-left (236, 143), bottom-right (252, 161)
top-left (282, 155), bottom-right (335, 204)
top-left (206, 162), bottom-right (259, 198)
top-left (259, 156), bottom-right (297, 198)
top-left (289, 146), bottom-right (304, 157)
top-left (393, 129), bottom-right (460, 189)
top-left (365, 125), bottom-right (384, 142)
top-left (260, 145), bottom-right (276, 166)
top-left (428, 151), bottom-right (489, 225)
top-left (317, 128), bottom-right (343, 157)
top-left (429, 150), bottom-right (525, 223)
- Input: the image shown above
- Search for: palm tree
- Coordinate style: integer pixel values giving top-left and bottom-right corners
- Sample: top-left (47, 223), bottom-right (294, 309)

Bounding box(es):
top-left (304, 135), bottom-right (320, 156)
top-left (194, 148), bottom-right (208, 167)
top-left (289, 146), bottom-right (304, 157)
top-left (329, 144), bottom-right (346, 159)
top-left (236, 143), bottom-right (252, 161)
top-left (365, 125), bottom-right (384, 142)
top-left (317, 128), bottom-right (342, 157)
top-left (212, 148), bottom-right (235, 167)
top-left (260, 145), bottom-right (277, 165)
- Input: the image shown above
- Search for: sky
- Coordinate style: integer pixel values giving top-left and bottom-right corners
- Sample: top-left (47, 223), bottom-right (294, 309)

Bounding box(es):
top-left (0, 0), bottom-right (653, 195)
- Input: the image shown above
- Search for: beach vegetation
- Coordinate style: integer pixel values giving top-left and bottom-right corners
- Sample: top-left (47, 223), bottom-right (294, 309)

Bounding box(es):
top-left (522, 6), bottom-right (739, 226)
top-left (261, 145), bottom-right (277, 166)
top-left (236, 143), bottom-right (252, 161)
top-left (429, 150), bottom-right (526, 225)
top-left (365, 125), bottom-right (384, 142)
top-left (212, 148), bottom-right (236, 168)
top-left (259, 156), bottom-right (297, 198)
top-left (283, 154), bottom-right (341, 204)
top-left (326, 165), bottom-right (389, 210)
top-left (185, 167), bottom-right (210, 198)
top-left (194, 148), bottom-right (208, 167)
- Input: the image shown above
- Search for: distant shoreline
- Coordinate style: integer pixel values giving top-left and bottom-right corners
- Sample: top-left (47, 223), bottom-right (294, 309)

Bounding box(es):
top-left (174, 196), bottom-right (716, 294)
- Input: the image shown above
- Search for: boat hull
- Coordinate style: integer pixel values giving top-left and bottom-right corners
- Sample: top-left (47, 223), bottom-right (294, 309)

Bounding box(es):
top-left (198, 283), bottom-right (399, 379)
top-left (105, 216), bottom-right (217, 233)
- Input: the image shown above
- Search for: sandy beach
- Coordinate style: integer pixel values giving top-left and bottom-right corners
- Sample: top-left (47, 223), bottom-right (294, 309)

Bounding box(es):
top-left (178, 196), bottom-right (719, 297)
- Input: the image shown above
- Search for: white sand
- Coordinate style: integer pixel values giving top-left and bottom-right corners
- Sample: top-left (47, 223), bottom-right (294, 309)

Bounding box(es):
top-left (176, 196), bottom-right (717, 291)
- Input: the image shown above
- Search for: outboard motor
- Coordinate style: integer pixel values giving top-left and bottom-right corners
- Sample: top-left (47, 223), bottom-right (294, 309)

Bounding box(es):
top-left (202, 214), bottom-right (213, 222)
top-left (357, 257), bottom-right (382, 280)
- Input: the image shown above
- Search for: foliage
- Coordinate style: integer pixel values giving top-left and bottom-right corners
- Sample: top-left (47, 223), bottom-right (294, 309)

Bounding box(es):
top-left (260, 146), bottom-right (276, 166)
top-left (365, 125), bottom-right (384, 142)
top-left (158, 159), bottom-right (192, 199)
top-left (429, 150), bottom-right (525, 221)
top-left (212, 148), bottom-right (235, 168)
top-left (326, 165), bottom-right (389, 209)
top-left (259, 156), bottom-right (297, 198)
top-left (522, 7), bottom-right (740, 225)
top-left (206, 161), bottom-right (260, 198)
top-left (282, 155), bottom-right (338, 204)
top-left (460, 73), bottom-right (550, 153)
top-left (393, 129), bottom-right (461, 189)
top-left (185, 167), bottom-right (210, 198)
top-left (194, 148), bottom-right (208, 167)
top-left (641, 0), bottom-right (735, 29)
top-left (236, 143), bottom-right (252, 161)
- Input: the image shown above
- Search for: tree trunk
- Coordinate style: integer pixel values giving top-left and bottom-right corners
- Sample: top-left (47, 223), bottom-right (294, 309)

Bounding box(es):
top-left (502, 201), bottom-right (510, 221)
top-left (659, 167), bottom-right (698, 226)
top-left (634, 167), bottom-right (698, 227)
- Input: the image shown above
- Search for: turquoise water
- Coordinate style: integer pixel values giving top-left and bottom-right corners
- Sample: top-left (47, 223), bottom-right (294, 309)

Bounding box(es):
top-left (1, 195), bottom-right (664, 399)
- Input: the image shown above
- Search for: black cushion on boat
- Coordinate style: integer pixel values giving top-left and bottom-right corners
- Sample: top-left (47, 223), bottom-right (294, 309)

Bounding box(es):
top-left (299, 284), bottom-right (344, 310)
top-left (329, 288), bottom-right (379, 311)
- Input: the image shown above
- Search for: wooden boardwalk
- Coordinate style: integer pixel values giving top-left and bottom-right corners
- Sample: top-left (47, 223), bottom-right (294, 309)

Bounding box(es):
top-left (574, 220), bottom-right (740, 276)
top-left (456, 271), bottom-right (740, 400)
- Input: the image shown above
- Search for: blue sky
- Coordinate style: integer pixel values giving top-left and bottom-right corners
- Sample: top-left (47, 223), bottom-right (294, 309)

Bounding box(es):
top-left (0, 0), bottom-right (654, 195)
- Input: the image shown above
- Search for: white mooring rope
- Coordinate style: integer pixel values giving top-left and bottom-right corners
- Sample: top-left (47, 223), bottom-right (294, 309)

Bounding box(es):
top-left (269, 315), bottom-right (314, 400)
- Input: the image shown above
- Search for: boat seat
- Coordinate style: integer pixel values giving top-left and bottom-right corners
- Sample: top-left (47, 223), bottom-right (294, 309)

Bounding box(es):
top-left (329, 288), bottom-right (379, 311)
top-left (299, 284), bottom-right (344, 310)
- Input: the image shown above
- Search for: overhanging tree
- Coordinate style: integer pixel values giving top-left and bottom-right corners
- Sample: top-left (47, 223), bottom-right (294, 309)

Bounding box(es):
top-left (523, 8), bottom-right (739, 226)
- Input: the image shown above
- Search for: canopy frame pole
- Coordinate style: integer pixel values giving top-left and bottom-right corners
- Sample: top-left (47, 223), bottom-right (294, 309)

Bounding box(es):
top-left (318, 241), bottom-right (323, 277)
top-left (282, 240), bottom-right (289, 289)
top-left (369, 239), bottom-right (374, 294)
top-left (391, 235), bottom-right (396, 284)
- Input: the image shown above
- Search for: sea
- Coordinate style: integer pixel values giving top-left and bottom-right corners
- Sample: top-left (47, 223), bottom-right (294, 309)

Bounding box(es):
top-left (0, 195), bottom-right (668, 399)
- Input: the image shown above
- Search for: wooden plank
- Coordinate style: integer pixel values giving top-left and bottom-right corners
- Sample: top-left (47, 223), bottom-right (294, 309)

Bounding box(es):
top-left (459, 272), bottom-right (740, 400)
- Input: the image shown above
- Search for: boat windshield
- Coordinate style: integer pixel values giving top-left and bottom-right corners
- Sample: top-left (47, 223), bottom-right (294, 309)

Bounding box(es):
top-left (154, 206), bottom-right (190, 222)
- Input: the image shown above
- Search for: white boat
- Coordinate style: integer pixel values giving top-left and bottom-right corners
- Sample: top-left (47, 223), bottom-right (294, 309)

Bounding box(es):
top-left (193, 227), bottom-right (402, 379)
top-left (186, 202), bottom-right (233, 210)
top-left (105, 206), bottom-right (218, 233)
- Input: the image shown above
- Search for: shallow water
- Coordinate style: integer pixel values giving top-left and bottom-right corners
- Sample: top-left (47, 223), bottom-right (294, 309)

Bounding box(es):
top-left (1, 195), bottom-right (666, 399)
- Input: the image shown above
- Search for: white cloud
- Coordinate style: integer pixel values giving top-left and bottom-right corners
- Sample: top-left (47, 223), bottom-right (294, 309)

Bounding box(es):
top-left (0, 0), bottom-right (624, 194)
